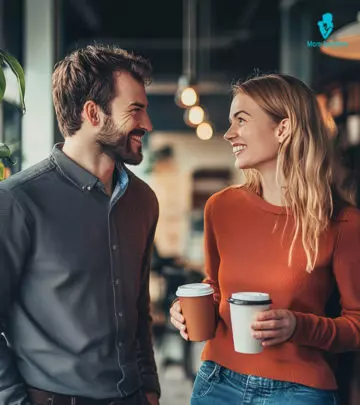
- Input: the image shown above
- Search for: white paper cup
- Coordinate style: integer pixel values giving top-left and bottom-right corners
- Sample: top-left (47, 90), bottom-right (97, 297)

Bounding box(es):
top-left (228, 292), bottom-right (272, 354)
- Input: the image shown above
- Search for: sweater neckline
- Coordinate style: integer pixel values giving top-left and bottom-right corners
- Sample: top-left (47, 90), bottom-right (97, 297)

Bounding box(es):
top-left (240, 187), bottom-right (288, 215)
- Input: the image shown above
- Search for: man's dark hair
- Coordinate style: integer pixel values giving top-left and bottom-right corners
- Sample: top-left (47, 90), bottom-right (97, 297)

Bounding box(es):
top-left (52, 44), bottom-right (152, 137)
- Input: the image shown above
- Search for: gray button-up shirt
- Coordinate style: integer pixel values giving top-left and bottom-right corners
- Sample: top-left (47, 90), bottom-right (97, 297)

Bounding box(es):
top-left (0, 144), bottom-right (160, 405)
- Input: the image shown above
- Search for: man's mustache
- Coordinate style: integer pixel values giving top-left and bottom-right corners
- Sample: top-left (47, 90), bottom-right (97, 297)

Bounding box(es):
top-left (129, 129), bottom-right (146, 136)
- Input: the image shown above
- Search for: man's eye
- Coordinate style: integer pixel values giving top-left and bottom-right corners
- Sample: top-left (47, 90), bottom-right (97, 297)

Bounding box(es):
top-left (130, 108), bottom-right (141, 113)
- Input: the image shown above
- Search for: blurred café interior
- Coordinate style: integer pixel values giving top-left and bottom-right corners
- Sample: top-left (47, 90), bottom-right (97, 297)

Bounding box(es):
top-left (1, 0), bottom-right (360, 403)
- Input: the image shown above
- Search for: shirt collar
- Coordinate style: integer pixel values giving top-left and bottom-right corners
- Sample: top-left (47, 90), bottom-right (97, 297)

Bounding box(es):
top-left (50, 143), bottom-right (128, 193)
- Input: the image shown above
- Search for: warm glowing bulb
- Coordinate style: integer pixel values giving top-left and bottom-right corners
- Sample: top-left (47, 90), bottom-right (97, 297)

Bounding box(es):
top-left (180, 87), bottom-right (197, 107)
top-left (188, 106), bottom-right (205, 125)
top-left (196, 122), bottom-right (213, 140)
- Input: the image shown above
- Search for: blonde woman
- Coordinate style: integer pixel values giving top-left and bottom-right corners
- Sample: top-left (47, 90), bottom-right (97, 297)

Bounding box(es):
top-left (170, 73), bottom-right (360, 405)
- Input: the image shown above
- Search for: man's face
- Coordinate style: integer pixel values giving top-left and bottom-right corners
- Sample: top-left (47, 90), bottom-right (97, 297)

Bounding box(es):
top-left (96, 71), bottom-right (152, 165)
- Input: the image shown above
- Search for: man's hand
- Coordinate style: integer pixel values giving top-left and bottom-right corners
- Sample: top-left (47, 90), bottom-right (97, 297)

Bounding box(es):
top-left (251, 309), bottom-right (297, 347)
top-left (145, 392), bottom-right (159, 405)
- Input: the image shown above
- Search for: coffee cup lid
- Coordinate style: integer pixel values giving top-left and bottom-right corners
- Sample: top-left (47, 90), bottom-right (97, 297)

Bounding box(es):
top-left (228, 292), bottom-right (272, 306)
top-left (176, 283), bottom-right (214, 297)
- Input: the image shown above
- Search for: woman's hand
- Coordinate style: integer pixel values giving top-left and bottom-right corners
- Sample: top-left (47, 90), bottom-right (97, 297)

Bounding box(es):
top-left (251, 309), bottom-right (297, 347)
top-left (169, 300), bottom-right (189, 340)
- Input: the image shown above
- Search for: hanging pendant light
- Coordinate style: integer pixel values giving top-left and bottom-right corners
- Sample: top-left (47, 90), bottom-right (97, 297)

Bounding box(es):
top-left (320, 12), bottom-right (360, 60)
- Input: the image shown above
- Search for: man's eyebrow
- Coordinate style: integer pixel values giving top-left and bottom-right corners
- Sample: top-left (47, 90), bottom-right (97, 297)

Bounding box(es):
top-left (128, 102), bottom-right (147, 109)
top-left (229, 109), bottom-right (251, 123)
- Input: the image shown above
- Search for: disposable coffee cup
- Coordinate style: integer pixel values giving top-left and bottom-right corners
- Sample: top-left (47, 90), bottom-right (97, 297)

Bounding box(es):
top-left (228, 292), bottom-right (272, 354)
top-left (176, 283), bottom-right (216, 342)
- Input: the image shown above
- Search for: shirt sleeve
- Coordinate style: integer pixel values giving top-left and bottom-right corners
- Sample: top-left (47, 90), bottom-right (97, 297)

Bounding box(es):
top-left (203, 196), bottom-right (221, 306)
top-left (136, 197), bottom-right (160, 397)
top-left (0, 188), bottom-right (33, 405)
top-left (290, 208), bottom-right (360, 352)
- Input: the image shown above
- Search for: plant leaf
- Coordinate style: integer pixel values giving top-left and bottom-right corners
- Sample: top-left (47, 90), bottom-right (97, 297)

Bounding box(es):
top-left (0, 161), bottom-right (5, 182)
top-left (0, 65), bottom-right (5, 101)
top-left (0, 143), bottom-right (12, 159)
top-left (0, 50), bottom-right (26, 113)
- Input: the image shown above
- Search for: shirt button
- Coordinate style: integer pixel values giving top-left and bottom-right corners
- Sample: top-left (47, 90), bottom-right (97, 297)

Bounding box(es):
top-left (112, 244), bottom-right (118, 251)
top-left (86, 186), bottom-right (91, 191)
top-left (118, 342), bottom-right (123, 347)
top-left (114, 279), bottom-right (119, 285)
top-left (118, 312), bottom-right (123, 318)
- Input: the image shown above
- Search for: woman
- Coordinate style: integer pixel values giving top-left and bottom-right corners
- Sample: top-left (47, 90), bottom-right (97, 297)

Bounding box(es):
top-left (170, 73), bottom-right (360, 405)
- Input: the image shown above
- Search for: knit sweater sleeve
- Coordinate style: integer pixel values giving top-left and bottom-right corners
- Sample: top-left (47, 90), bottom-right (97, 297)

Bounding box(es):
top-left (202, 195), bottom-right (221, 306)
top-left (290, 208), bottom-right (360, 352)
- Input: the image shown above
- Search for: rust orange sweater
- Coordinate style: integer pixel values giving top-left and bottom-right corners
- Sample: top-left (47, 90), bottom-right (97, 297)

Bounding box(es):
top-left (201, 186), bottom-right (360, 390)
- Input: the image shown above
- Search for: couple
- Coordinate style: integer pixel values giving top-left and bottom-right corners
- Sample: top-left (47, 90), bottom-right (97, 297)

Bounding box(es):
top-left (0, 45), bottom-right (359, 405)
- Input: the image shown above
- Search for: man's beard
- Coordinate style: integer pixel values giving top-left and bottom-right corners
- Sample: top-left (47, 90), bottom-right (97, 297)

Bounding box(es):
top-left (96, 115), bottom-right (143, 165)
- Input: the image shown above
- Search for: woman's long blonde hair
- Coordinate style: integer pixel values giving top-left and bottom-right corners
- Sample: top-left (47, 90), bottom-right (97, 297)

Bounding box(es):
top-left (233, 73), bottom-right (355, 272)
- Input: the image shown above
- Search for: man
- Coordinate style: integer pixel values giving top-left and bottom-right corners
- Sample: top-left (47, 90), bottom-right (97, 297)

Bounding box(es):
top-left (0, 45), bottom-right (160, 405)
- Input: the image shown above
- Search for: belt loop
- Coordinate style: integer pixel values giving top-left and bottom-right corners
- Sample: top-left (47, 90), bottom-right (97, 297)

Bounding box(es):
top-left (47, 394), bottom-right (54, 405)
top-left (213, 363), bottom-right (222, 380)
top-left (208, 362), bottom-right (222, 382)
top-left (71, 396), bottom-right (76, 405)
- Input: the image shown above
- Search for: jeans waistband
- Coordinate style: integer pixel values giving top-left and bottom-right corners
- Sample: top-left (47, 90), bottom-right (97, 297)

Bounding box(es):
top-left (202, 361), bottom-right (295, 389)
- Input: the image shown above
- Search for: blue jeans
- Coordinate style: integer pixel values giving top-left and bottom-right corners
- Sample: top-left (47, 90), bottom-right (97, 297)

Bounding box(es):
top-left (190, 361), bottom-right (338, 405)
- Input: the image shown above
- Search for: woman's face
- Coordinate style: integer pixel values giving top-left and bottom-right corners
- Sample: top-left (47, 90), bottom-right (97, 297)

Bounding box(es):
top-left (224, 92), bottom-right (281, 173)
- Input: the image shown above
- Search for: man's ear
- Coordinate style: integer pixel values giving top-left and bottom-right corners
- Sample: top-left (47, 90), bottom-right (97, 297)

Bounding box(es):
top-left (276, 118), bottom-right (290, 144)
top-left (82, 101), bottom-right (102, 128)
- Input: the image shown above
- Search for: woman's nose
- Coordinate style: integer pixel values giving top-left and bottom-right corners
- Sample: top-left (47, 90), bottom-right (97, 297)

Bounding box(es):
top-left (223, 128), bottom-right (236, 141)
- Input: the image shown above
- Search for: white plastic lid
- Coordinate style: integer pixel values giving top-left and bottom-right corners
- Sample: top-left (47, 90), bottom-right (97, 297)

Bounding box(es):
top-left (176, 283), bottom-right (214, 297)
top-left (228, 292), bottom-right (271, 305)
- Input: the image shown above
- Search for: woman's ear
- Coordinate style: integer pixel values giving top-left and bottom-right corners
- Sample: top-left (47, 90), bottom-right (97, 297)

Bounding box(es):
top-left (276, 118), bottom-right (290, 144)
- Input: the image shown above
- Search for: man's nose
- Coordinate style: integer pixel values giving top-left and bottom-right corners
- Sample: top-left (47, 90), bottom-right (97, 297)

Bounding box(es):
top-left (142, 113), bottom-right (153, 132)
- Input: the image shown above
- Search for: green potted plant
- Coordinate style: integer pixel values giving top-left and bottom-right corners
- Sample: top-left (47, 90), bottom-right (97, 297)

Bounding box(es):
top-left (0, 49), bottom-right (25, 180)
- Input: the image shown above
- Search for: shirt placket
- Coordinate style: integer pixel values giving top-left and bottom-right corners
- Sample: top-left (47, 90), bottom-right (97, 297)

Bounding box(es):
top-left (107, 166), bottom-right (129, 395)
top-left (108, 209), bottom-right (127, 394)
